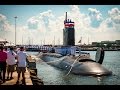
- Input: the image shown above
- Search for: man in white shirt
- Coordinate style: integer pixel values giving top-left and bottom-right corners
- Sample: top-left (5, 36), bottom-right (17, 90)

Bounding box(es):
top-left (16, 46), bottom-right (27, 84)
top-left (6, 47), bottom-right (17, 80)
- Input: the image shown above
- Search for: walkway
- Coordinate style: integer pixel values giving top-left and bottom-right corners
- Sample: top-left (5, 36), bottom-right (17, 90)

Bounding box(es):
top-left (0, 68), bottom-right (33, 85)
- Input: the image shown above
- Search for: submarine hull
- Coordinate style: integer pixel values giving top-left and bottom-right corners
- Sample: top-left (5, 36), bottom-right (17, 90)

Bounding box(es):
top-left (40, 53), bottom-right (112, 76)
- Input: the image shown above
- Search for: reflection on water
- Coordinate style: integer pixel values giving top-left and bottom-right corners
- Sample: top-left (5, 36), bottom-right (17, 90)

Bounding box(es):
top-left (27, 51), bottom-right (120, 85)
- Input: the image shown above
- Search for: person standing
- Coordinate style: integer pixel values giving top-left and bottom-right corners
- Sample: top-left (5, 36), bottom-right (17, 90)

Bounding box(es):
top-left (0, 46), bottom-right (7, 83)
top-left (98, 47), bottom-right (105, 64)
top-left (16, 46), bottom-right (27, 84)
top-left (6, 46), bottom-right (17, 80)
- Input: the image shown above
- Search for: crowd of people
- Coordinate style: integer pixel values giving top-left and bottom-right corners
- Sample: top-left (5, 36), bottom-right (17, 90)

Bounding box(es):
top-left (0, 45), bottom-right (28, 85)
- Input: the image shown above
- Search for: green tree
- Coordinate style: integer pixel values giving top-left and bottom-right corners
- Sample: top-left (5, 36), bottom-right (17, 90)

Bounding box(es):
top-left (106, 43), bottom-right (112, 49)
top-left (96, 43), bottom-right (100, 47)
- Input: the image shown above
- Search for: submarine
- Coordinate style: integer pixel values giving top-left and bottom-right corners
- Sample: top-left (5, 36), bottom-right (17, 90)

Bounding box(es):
top-left (39, 12), bottom-right (112, 76)
top-left (40, 47), bottom-right (112, 76)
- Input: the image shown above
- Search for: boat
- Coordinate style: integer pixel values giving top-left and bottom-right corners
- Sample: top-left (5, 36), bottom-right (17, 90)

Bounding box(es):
top-left (39, 46), bottom-right (112, 76)
top-left (39, 12), bottom-right (112, 76)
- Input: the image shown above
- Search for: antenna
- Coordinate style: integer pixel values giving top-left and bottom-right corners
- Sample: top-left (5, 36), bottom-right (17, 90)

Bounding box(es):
top-left (65, 12), bottom-right (67, 20)
top-left (58, 38), bottom-right (60, 45)
top-left (41, 40), bottom-right (42, 45)
top-left (44, 38), bottom-right (45, 45)
top-left (22, 35), bottom-right (23, 45)
top-left (88, 37), bottom-right (89, 45)
top-left (54, 36), bottom-right (55, 45)
top-left (28, 37), bottom-right (30, 45)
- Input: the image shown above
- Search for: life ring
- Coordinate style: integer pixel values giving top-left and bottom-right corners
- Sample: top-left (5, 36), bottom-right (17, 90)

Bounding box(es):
top-left (95, 47), bottom-right (105, 64)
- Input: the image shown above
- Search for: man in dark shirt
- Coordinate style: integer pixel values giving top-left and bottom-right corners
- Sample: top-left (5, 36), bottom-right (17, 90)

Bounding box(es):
top-left (0, 46), bottom-right (7, 84)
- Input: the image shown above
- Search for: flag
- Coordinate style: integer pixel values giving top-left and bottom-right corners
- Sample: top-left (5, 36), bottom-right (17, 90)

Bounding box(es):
top-left (64, 22), bottom-right (74, 28)
top-left (78, 40), bottom-right (81, 43)
top-left (78, 37), bottom-right (82, 43)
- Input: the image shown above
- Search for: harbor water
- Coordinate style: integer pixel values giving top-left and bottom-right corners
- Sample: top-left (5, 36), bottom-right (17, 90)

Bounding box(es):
top-left (27, 51), bottom-right (120, 85)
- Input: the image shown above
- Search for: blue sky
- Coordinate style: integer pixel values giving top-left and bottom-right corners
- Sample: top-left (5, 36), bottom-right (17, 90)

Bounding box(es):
top-left (0, 5), bottom-right (70, 25)
top-left (0, 5), bottom-right (120, 45)
top-left (0, 5), bottom-right (119, 25)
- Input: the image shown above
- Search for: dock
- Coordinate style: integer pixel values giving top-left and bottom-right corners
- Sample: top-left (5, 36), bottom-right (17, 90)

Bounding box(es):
top-left (1, 68), bottom-right (32, 85)
top-left (0, 55), bottom-right (44, 85)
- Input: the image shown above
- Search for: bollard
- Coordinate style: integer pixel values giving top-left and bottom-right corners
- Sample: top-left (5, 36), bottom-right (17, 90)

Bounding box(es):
top-left (28, 62), bottom-right (36, 69)
top-left (32, 68), bottom-right (37, 76)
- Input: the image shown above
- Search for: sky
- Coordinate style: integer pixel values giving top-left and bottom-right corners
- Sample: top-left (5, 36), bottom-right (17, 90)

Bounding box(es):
top-left (0, 5), bottom-right (120, 45)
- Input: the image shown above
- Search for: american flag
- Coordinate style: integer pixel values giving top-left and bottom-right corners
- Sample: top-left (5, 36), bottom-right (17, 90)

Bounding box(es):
top-left (78, 40), bottom-right (81, 43)
top-left (64, 22), bottom-right (74, 27)
top-left (78, 37), bottom-right (82, 43)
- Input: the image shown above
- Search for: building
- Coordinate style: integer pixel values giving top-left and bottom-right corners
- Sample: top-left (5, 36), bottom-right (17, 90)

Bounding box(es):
top-left (92, 42), bottom-right (100, 46)
top-left (63, 12), bottom-right (75, 46)
top-left (101, 41), bottom-right (116, 44)
top-left (115, 40), bottom-right (120, 45)
top-left (0, 38), bottom-right (8, 46)
top-left (92, 40), bottom-right (120, 47)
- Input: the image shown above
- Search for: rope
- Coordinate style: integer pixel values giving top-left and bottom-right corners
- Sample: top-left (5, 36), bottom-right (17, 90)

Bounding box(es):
top-left (65, 55), bottom-right (81, 76)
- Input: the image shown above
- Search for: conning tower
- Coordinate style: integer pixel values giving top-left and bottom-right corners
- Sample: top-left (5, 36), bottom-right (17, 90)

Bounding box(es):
top-left (63, 12), bottom-right (75, 46)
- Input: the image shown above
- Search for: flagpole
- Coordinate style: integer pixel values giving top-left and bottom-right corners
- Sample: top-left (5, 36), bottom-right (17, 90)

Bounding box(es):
top-left (80, 37), bottom-right (82, 45)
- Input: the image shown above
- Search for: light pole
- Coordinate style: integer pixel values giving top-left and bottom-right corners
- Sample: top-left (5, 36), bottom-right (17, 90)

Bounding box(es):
top-left (14, 16), bottom-right (17, 46)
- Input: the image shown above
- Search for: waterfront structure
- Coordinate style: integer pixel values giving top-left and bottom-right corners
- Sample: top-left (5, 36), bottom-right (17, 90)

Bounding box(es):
top-left (0, 38), bottom-right (8, 46)
top-left (63, 12), bottom-right (75, 46)
top-left (92, 40), bottom-right (120, 46)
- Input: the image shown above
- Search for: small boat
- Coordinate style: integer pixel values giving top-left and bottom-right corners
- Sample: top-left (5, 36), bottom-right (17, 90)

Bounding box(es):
top-left (39, 46), bottom-right (112, 76)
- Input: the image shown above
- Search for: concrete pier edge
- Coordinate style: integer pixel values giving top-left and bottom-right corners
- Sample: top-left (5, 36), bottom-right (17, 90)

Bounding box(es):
top-left (27, 55), bottom-right (44, 85)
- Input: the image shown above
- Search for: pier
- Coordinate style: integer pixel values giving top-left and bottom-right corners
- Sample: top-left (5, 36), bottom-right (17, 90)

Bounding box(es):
top-left (0, 55), bottom-right (44, 85)
top-left (1, 68), bottom-right (32, 85)
top-left (19, 45), bottom-right (120, 51)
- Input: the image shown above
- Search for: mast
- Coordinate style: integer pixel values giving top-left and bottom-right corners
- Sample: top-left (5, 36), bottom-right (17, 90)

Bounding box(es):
top-left (58, 38), bottom-right (60, 45)
top-left (28, 37), bottom-right (30, 45)
top-left (88, 37), bottom-right (89, 45)
top-left (41, 40), bottom-right (42, 45)
top-left (80, 37), bottom-right (82, 45)
top-left (65, 12), bottom-right (67, 20)
top-left (44, 38), bottom-right (45, 45)
top-left (22, 35), bottom-right (23, 45)
top-left (31, 38), bottom-right (33, 45)
top-left (54, 36), bottom-right (55, 45)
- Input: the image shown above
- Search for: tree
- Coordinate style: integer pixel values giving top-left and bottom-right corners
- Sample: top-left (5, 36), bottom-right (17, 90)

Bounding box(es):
top-left (106, 43), bottom-right (112, 49)
top-left (96, 43), bottom-right (100, 47)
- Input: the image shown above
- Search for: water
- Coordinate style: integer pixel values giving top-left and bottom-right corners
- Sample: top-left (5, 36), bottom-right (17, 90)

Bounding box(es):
top-left (27, 51), bottom-right (120, 85)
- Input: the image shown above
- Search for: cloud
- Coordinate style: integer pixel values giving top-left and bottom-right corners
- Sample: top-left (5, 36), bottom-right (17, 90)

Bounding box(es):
top-left (108, 8), bottom-right (120, 30)
top-left (26, 10), bottom-right (62, 44)
top-left (39, 10), bottom-right (54, 18)
top-left (27, 16), bottom-right (39, 29)
top-left (104, 18), bottom-right (113, 27)
top-left (0, 14), bottom-right (35, 45)
top-left (88, 8), bottom-right (103, 21)
top-left (88, 8), bottom-right (103, 28)
top-left (108, 8), bottom-right (120, 18)
top-left (0, 5), bottom-right (120, 45)
top-left (0, 14), bottom-right (11, 31)
top-left (0, 14), bottom-right (6, 21)
top-left (27, 10), bottom-right (54, 30)
top-left (14, 5), bottom-right (119, 44)
top-left (0, 14), bottom-right (16, 44)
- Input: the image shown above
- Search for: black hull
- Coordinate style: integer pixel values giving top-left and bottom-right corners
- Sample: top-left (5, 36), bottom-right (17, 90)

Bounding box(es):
top-left (40, 53), bottom-right (112, 76)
